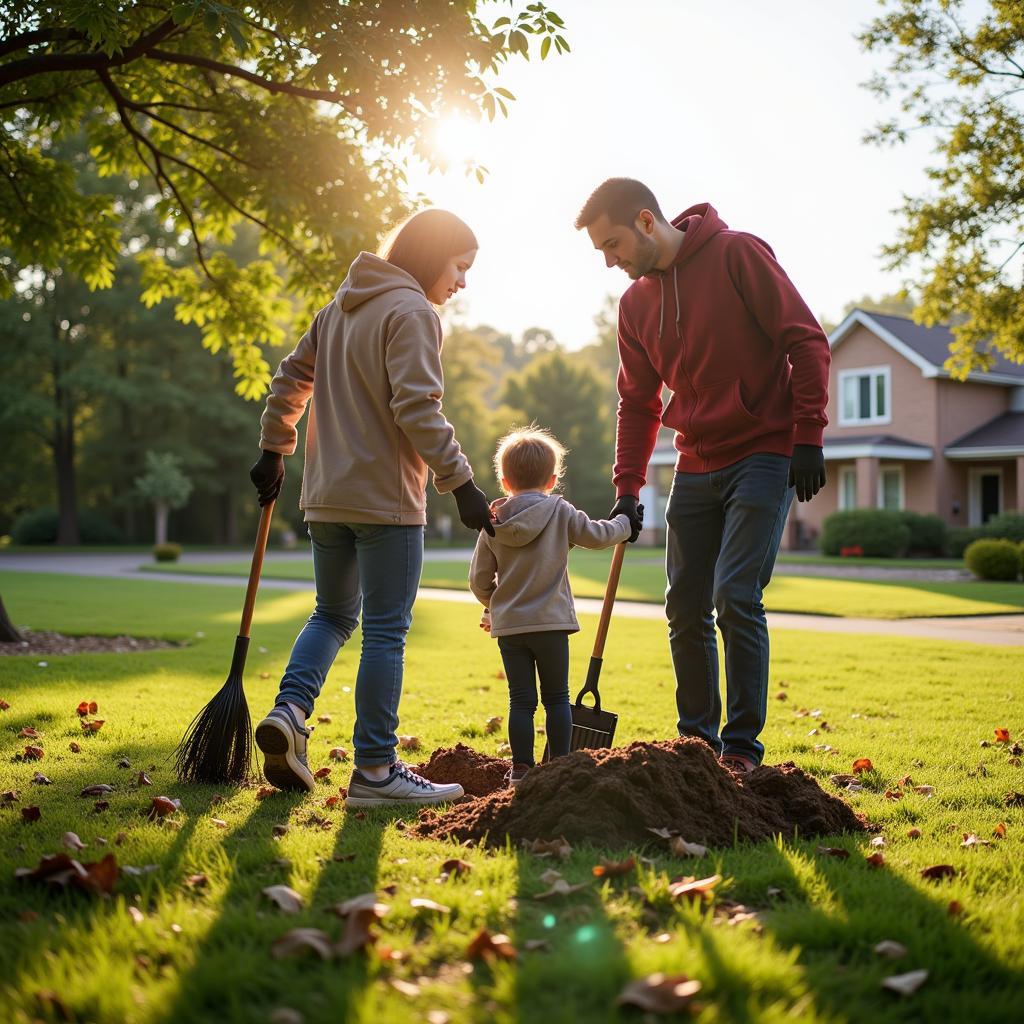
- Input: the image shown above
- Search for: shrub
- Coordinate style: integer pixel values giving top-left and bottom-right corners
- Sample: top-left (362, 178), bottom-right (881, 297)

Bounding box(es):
top-left (153, 543), bottom-right (182, 562)
top-left (981, 513), bottom-right (1024, 544)
top-left (1019, 541), bottom-right (1024, 578)
top-left (963, 539), bottom-right (1020, 581)
top-left (820, 510), bottom-right (911, 558)
top-left (899, 512), bottom-right (947, 556)
top-left (947, 526), bottom-right (984, 559)
top-left (11, 507), bottom-right (122, 545)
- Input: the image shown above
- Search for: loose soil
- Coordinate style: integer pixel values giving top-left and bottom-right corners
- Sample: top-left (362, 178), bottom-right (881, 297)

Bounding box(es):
top-left (412, 737), bottom-right (865, 849)
top-left (0, 630), bottom-right (184, 656)
top-left (413, 743), bottom-right (510, 797)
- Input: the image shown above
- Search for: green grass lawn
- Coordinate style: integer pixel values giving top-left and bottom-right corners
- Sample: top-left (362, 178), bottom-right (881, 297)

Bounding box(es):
top-left (0, 570), bottom-right (1022, 1023)
top-left (140, 549), bottom-right (1024, 619)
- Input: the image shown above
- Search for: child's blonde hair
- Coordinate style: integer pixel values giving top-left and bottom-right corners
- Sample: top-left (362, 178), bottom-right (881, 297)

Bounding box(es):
top-left (494, 425), bottom-right (567, 494)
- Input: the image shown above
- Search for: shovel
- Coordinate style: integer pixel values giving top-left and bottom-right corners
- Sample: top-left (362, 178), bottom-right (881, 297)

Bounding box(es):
top-left (544, 541), bottom-right (626, 758)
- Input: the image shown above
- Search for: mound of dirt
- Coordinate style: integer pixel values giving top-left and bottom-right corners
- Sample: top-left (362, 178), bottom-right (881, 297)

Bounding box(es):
top-left (0, 630), bottom-right (184, 656)
top-left (411, 737), bottom-right (864, 849)
top-left (413, 743), bottom-right (510, 798)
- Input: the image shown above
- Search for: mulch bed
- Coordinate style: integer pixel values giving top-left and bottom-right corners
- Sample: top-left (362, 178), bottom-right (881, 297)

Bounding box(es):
top-left (0, 630), bottom-right (184, 656)
top-left (412, 736), bottom-right (865, 849)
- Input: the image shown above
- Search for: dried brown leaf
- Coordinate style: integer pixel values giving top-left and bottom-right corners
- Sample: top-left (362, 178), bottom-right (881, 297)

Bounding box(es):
top-left (669, 837), bottom-right (708, 859)
top-left (328, 747), bottom-right (348, 761)
top-left (61, 832), bottom-right (86, 851)
top-left (439, 858), bottom-right (472, 880)
top-left (592, 855), bottom-right (637, 878)
top-left (262, 884), bottom-right (304, 914)
top-left (617, 973), bottom-right (703, 1014)
top-left (146, 796), bottom-right (180, 820)
top-left (466, 927), bottom-right (516, 961)
top-left (881, 969), bottom-right (928, 996)
top-left (667, 874), bottom-right (721, 902)
top-left (920, 864), bottom-right (956, 882)
top-left (80, 783), bottom-right (114, 797)
top-left (525, 836), bottom-right (572, 860)
top-left (817, 846), bottom-right (851, 859)
top-left (21, 806), bottom-right (41, 823)
top-left (271, 927), bottom-right (334, 960)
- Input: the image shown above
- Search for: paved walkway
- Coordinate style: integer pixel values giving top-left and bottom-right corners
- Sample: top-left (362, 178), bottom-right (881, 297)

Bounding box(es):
top-left (2, 552), bottom-right (1021, 646)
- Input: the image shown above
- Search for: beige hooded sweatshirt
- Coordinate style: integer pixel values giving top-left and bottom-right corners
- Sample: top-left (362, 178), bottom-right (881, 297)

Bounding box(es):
top-left (469, 493), bottom-right (630, 638)
top-left (259, 253), bottom-right (473, 525)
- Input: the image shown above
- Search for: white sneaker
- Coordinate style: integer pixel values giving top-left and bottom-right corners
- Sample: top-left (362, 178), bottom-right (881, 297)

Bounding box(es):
top-left (346, 761), bottom-right (464, 807)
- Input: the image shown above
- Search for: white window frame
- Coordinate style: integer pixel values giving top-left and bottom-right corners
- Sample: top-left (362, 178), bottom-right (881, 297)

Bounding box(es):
top-left (837, 365), bottom-right (892, 426)
top-left (968, 467), bottom-right (1003, 526)
top-left (877, 464), bottom-right (905, 511)
top-left (838, 466), bottom-right (857, 510)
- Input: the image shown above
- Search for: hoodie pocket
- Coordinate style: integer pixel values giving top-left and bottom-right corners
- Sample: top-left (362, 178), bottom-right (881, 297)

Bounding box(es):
top-left (689, 378), bottom-right (762, 452)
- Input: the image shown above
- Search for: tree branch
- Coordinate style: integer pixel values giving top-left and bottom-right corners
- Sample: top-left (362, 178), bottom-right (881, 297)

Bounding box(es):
top-left (147, 48), bottom-right (351, 107)
top-left (0, 27), bottom-right (85, 61)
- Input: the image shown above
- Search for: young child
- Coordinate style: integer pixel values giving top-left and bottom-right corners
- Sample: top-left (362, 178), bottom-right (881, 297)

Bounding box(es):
top-left (469, 426), bottom-right (636, 786)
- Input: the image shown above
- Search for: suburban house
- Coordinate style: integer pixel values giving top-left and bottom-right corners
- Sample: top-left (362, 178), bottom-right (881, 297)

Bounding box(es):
top-left (639, 309), bottom-right (1024, 549)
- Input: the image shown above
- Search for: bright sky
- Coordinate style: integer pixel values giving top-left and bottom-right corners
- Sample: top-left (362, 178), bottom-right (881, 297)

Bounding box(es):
top-left (403, 0), bottom-right (936, 348)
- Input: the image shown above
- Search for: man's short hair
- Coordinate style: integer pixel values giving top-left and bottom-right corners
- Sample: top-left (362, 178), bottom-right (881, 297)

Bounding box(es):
top-left (574, 177), bottom-right (665, 230)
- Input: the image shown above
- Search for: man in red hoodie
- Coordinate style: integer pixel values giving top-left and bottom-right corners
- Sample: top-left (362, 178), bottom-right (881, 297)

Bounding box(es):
top-left (576, 178), bottom-right (830, 774)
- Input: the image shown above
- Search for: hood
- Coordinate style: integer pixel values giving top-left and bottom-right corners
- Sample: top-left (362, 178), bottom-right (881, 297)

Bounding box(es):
top-left (653, 203), bottom-right (728, 340)
top-left (489, 493), bottom-right (561, 548)
top-left (336, 251), bottom-right (425, 313)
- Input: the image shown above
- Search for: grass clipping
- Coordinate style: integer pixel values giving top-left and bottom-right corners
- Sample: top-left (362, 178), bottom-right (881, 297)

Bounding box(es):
top-left (412, 737), bottom-right (865, 848)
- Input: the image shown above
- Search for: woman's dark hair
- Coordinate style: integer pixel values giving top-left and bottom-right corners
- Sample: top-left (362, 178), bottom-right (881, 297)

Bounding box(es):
top-left (379, 208), bottom-right (478, 292)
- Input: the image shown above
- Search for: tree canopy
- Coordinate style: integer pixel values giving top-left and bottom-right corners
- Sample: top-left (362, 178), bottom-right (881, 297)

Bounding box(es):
top-left (0, 0), bottom-right (568, 397)
top-left (860, 0), bottom-right (1024, 375)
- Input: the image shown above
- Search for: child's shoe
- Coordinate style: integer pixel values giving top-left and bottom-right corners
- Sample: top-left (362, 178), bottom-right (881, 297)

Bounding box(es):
top-left (506, 763), bottom-right (531, 788)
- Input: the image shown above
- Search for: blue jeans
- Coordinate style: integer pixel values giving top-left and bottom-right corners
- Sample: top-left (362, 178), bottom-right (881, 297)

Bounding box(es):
top-left (664, 453), bottom-right (794, 765)
top-left (276, 522), bottom-right (423, 767)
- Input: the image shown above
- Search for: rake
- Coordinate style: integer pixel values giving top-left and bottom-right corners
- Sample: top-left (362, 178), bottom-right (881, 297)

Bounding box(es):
top-left (173, 501), bottom-right (274, 783)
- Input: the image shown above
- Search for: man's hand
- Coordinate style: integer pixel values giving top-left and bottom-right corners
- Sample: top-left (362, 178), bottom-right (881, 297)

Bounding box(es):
top-left (453, 479), bottom-right (495, 536)
top-left (479, 609), bottom-right (491, 634)
top-left (610, 494), bottom-right (645, 543)
top-left (789, 445), bottom-right (826, 502)
top-left (249, 450), bottom-right (284, 507)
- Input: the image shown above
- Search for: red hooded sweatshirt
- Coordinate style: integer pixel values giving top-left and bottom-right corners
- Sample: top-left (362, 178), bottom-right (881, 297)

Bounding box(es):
top-left (613, 203), bottom-right (830, 496)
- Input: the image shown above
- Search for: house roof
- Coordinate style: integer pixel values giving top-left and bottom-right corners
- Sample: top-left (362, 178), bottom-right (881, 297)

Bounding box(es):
top-left (824, 434), bottom-right (930, 450)
top-left (945, 412), bottom-right (1024, 459)
top-left (830, 309), bottom-right (1024, 385)
top-left (823, 434), bottom-right (933, 461)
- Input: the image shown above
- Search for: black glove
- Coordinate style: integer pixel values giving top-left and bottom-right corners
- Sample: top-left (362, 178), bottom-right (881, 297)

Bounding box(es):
top-left (610, 494), bottom-right (645, 543)
top-left (453, 479), bottom-right (495, 536)
top-left (249, 450), bottom-right (284, 507)
top-left (789, 445), bottom-right (826, 503)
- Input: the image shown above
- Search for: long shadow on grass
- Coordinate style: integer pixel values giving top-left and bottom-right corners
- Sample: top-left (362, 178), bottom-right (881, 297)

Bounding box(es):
top-left (706, 833), bottom-right (1023, 1022)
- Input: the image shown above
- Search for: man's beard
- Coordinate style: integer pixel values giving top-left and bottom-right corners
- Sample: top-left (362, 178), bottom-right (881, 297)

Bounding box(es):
top-left (629, 232), bottom-right (660, 279)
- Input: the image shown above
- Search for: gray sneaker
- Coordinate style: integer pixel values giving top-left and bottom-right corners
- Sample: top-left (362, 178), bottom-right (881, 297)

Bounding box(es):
top-left (255, 705), bottom-right (314, 792)
top-left (346, 761), bottom-right (464, 807)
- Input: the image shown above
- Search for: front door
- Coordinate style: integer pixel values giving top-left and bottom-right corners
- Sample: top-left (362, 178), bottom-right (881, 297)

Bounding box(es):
top-left (969, 468), bottom-right (1002, 525)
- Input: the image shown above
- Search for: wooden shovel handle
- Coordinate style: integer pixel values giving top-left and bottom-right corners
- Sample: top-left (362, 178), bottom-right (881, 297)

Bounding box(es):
top-left (591, 541), bottom-right (626, 659)
top-left (239, 501), bottom-right (275, 638)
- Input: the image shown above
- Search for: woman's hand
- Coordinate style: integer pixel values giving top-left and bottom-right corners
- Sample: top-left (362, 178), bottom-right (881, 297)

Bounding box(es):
top-left (479, 610), bottom-right (491, 634)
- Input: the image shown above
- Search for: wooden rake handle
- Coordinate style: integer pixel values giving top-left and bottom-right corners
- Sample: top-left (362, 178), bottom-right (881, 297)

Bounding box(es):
top-left (239, 501), bottom-right (275, 639)
top-left (591, 541), bottom-right (626, 659)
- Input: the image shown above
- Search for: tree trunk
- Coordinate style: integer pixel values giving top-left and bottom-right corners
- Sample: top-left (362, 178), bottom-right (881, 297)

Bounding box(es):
top-left (52, 312), bottom-right (80, 546)
top-left (0, 593), bottom-right (24, 643)
top-left (155, 501), bottom-right (169, 545)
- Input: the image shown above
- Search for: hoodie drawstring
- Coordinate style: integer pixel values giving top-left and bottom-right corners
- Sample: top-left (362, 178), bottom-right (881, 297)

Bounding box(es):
top-left (657, 276), bottom-right (664, 340)
top-left (673, 265), bottom-right (681, 339)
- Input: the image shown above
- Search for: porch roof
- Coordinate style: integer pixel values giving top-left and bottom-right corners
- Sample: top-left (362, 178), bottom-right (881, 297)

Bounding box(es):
top-left (944, 412), bottom-right (1024, 460)
top-left (823, 434), bottom-right (933, 461)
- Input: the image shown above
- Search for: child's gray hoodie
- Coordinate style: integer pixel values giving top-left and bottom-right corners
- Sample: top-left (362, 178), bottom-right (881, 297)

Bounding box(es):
top-left (469, 492), bottom-right (630, 638)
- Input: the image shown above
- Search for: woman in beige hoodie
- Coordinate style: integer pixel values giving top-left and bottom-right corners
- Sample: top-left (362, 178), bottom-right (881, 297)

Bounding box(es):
top-left (248, 210), bottom-right (494, 807)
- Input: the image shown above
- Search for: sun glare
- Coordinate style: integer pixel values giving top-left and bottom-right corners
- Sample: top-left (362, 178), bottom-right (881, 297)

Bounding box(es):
top-left (433, 114), bottom-right (480, 166)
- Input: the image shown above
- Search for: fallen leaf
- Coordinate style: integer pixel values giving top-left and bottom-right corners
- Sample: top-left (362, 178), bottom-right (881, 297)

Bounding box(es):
top-left (19, 727), bottom-right (40, 738)
top-left (884, 789), bottom-right (903, 801)
top-left (920, 864), bottom-right (956, 882)
top-left (210, 818), bottom-right (228, 829)
top-left (667, 874), bottom-right (721, 902)
top-left (317, 714), bottom-right (332, 724)
top-left (16, 852), bottom-right (118, 894)
top-left (496, 742), bottom-right (512, 756)
top-left (31, 772), bottom-right (52, 786)
top-left (324, 796), bottom-right (340, 809)
top-left (593, 856), bottom-right (636, 878)
top-left (336, 904), bottom-right (386, 956)
top-left (117, 758), bottom-right (131, 769)
top-left (390, 978), bottom-right (421, 997)
top-left (669, 837), bottom-right (708, 859)
top-left (485, 715), bottom-right (503, 734)
top-left (466, 927), bottom-right (516, 961)
top-left (328, 747), bottom-right (348, 761)
top-left (2, 790), bottom-right (18, 804)
top-left (80, 784), bottom-right (114, 797)
top-left (912, 785), bottom-right (935, 798)
top-left (1003, 791), bottom-right (1024, 808)
top-left (397, 735), bottom-right (421, 751)
top-left (263, 885), bottom-right (304, 914)
top-left (534, 878), bottom-right (588, 899)
top-left (907, 827), bottom-right (922, 839)
top-left (439, 858), bottom-right (472, 880)
top-left (256, 786), bottom-right (275, 800)
top-left (852, 757), bottom-right (873, 774)
top-left (21, 806), bottom-right (41, 823)
top-left (127, 906), bottom-right (145, 925)
top-left (960, 833), bottom-right (990, 849)
top-left (525, 836), bottom-right (572, 860)
top-left (146, 796), bottom-right (180, 820)
top-left (865, 852), bottom-right (886, 868)
top-left (136, 772), bottom-right (153, 787)
top-left (775, 691), bottom-right (787, 701)
top-left (538, 868), bottom-right (564, 886)
top-left (617, 973), bottom-right (703, 1014)
top-left (76, 700), bottom-right (98, 717)
top-left (653, 932), bottom-right (674, 943)
top-left (874, 940), bottom-right (907, 959)
top-left (94, 801), bottom-right (109, 813)
top-left (81, 719), bottom-right (105, 733)
top-left (817, 846), bottom-right (850, 859)
top-left (0, 699), bottom-right (9, 710)
top-left (994, 822), bottom-right (1007, 839)
top-left (68, 742), bottom-right (81, 753)
top-left (647, 827), bottom-right (673, 840)
top-left (330, 892), bottom-right (389, 917)
top-left (61, 832), bottom-right (86, 851)
top-left (994, 727), bottom-right (1011, 743)
top-left (271, 927), bottom-right (334, 960)
top-left (410, 897), bottom-right (451, 913)
top-left (186, 873), bottom-right (209, 889)
top-left (870, 836), bottom-right (886, 848)
top-left (948, 900), bottom-right (964, 916)
top-left (22, 745), bottom-right (44, 761)
top-left (829, 774), bottom-right (858, 788)
top-left (881, 969), bottom-right (928, 997)
top-left (271, 823), bottom-right (289, 838)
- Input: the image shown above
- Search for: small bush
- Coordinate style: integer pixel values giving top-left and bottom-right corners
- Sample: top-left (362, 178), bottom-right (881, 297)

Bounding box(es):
top-left (820, 510), bottom-right (911, 558)
top-left (964, 539), bottom-right (1020, 581)
top-left (11, 507), bottom-right (122, 545)
top-left (899, 512), bottom-right (947, 556)
top-left (1019, 541), bottom-right (1024, 578)
top-left (947, 526), bottom-right (984, 559)
top-left (153, 543), bottom-right (182, 562)
top-left (981, 513), bottom-right (1024, 544)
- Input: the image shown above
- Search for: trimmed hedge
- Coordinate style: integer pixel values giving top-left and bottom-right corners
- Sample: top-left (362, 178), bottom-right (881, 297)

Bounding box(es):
top-left (820, 510), bottom-right (911, 558)
top-left (980, 513), bottom-right (1024, 544)
top-left (947, 526), bottom-right (985, 559)
top-left (153, 543), bottom-right (182, 562)
top-left (899, 511), bottom-right (947, 556)
top-left (964, 538), bottom-right (1021, 581)
top-left (11, 507), bottom-right (123, 545)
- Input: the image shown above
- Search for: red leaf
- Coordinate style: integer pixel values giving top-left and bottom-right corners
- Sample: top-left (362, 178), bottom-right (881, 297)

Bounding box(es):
top-left (81, 719), bottom-right (105, 732)
top-left (0, 699), bottom-right (10, 710)
top-left (466, 927), bottom-right (516, 961)
top-left (994, 727), bottom-right (1011, 744)
top-left (256, 786), bottom-right (275, 800)
top-left (907, 827), bottom-right (923, 839)
top-left (817, 846), bottom-right (850, 859)
top-left (146, 796), bottom-right (180, 820)
top-left (920, 864), bottom-right (956, 882)
top-left (16, 852), bottom-right (119, 894)
top-left (314, 767), bottom-right (331, 779)
top-left (324, 796), bottom-right (340, 808)
top-left (136, 772), bottom-right (153, 787)
top-left (68, 742), bottom-right (81, 753)
top-left (19, 727), bottom-right (40, 738)
top-left (23, 745), bottom-right (44, 761)
top-left (866, 852), bottom-right (886, 868)
top-left (593, 855), bottom-right (637, 878)
top-left (328, 747), bottom-right (348, 761)
top-left (21, 806), bottom-right (41, 823)
top-left (851, 758), bottom-right (874, 775)
top-left (994, 822), bottom-right (1007, 839)
top-left (76, 701), bottom-right (91, 717)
